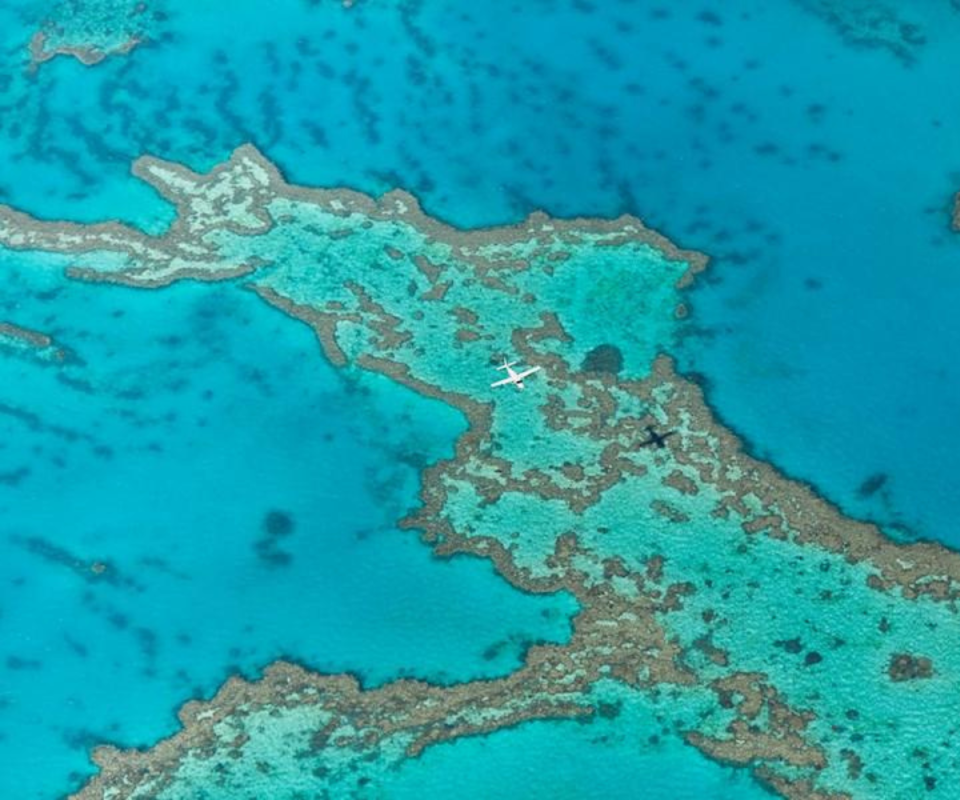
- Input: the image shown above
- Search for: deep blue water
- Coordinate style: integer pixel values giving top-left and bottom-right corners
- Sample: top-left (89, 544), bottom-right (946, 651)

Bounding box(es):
top-left (0, 0), bottom-right (958, 796)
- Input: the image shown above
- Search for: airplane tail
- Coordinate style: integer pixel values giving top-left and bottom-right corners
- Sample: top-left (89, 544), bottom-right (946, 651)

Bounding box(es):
top-left (496, 360), bottom-right (519, 371)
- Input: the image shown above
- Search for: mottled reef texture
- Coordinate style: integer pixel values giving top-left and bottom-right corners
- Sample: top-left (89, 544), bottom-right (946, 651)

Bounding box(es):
top-left (2, 147), bottom-right (959, 799)
top-left (0, 320), bottom-right (74, 364)
top-left (27, 0), bottom-right (150, 69)
top-left (791, 0), bottom-right (928, 64)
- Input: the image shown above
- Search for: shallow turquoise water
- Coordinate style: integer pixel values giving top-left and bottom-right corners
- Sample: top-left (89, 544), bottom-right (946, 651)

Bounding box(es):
top-left (0, 0), bottom-right (958, 797)
top-left (376, 685), bottom-right (775, 800)
top-left (0, 251), bottom-right (577, 795)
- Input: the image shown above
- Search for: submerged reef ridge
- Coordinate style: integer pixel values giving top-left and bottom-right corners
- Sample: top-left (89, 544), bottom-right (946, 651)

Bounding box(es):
top-left (0, 320), bottom-right (73, 364)
top-left (791, 0), bottom-right (927, 64)
top-left (1, 146), bottom-right (958, 799)
top-left (27, 0), bottom-right (150, 68)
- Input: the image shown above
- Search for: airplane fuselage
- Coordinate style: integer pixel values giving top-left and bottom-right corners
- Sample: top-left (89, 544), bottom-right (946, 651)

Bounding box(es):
top-left (491, 360), bottom-right (541, 391)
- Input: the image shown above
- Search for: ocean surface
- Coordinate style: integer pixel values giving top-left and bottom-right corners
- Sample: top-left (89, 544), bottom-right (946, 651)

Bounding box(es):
top-left (0, 0), bottom-right (958, 797)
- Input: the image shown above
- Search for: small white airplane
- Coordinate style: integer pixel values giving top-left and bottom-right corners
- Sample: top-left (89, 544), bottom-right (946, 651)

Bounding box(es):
top-left (491, 359), bottom-right (541, 391)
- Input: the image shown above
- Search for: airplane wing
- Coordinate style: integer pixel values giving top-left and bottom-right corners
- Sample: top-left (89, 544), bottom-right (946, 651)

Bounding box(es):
top-left (512, 366), bottom-right (541, 381)
top-left (491, 376), bottom-right (516, 388)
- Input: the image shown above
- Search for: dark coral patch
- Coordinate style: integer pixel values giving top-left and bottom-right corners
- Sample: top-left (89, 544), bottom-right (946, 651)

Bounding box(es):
top-left (255, 509), bottom-right (296, 567)
top-left (888, 653), bottom-right (933, 681)
top-left (774, 637), bottom-right (804, 654)
top-left (263, 509), bottom-right (295, 537)
top-left (6, 655), bottom-right (41, 670)
top-left (596, 701), bottom-right (622, 719)
top-left (254, 547), bottom-right (292, 568)
top-left (857, 472), bottom-right (887, 499)
top-left (581, 344), bottom-right (623, 375)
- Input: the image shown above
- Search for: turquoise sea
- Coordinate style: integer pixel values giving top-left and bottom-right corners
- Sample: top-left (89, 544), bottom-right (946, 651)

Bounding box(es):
top-left (1, 0), bottom-right (959, 797)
